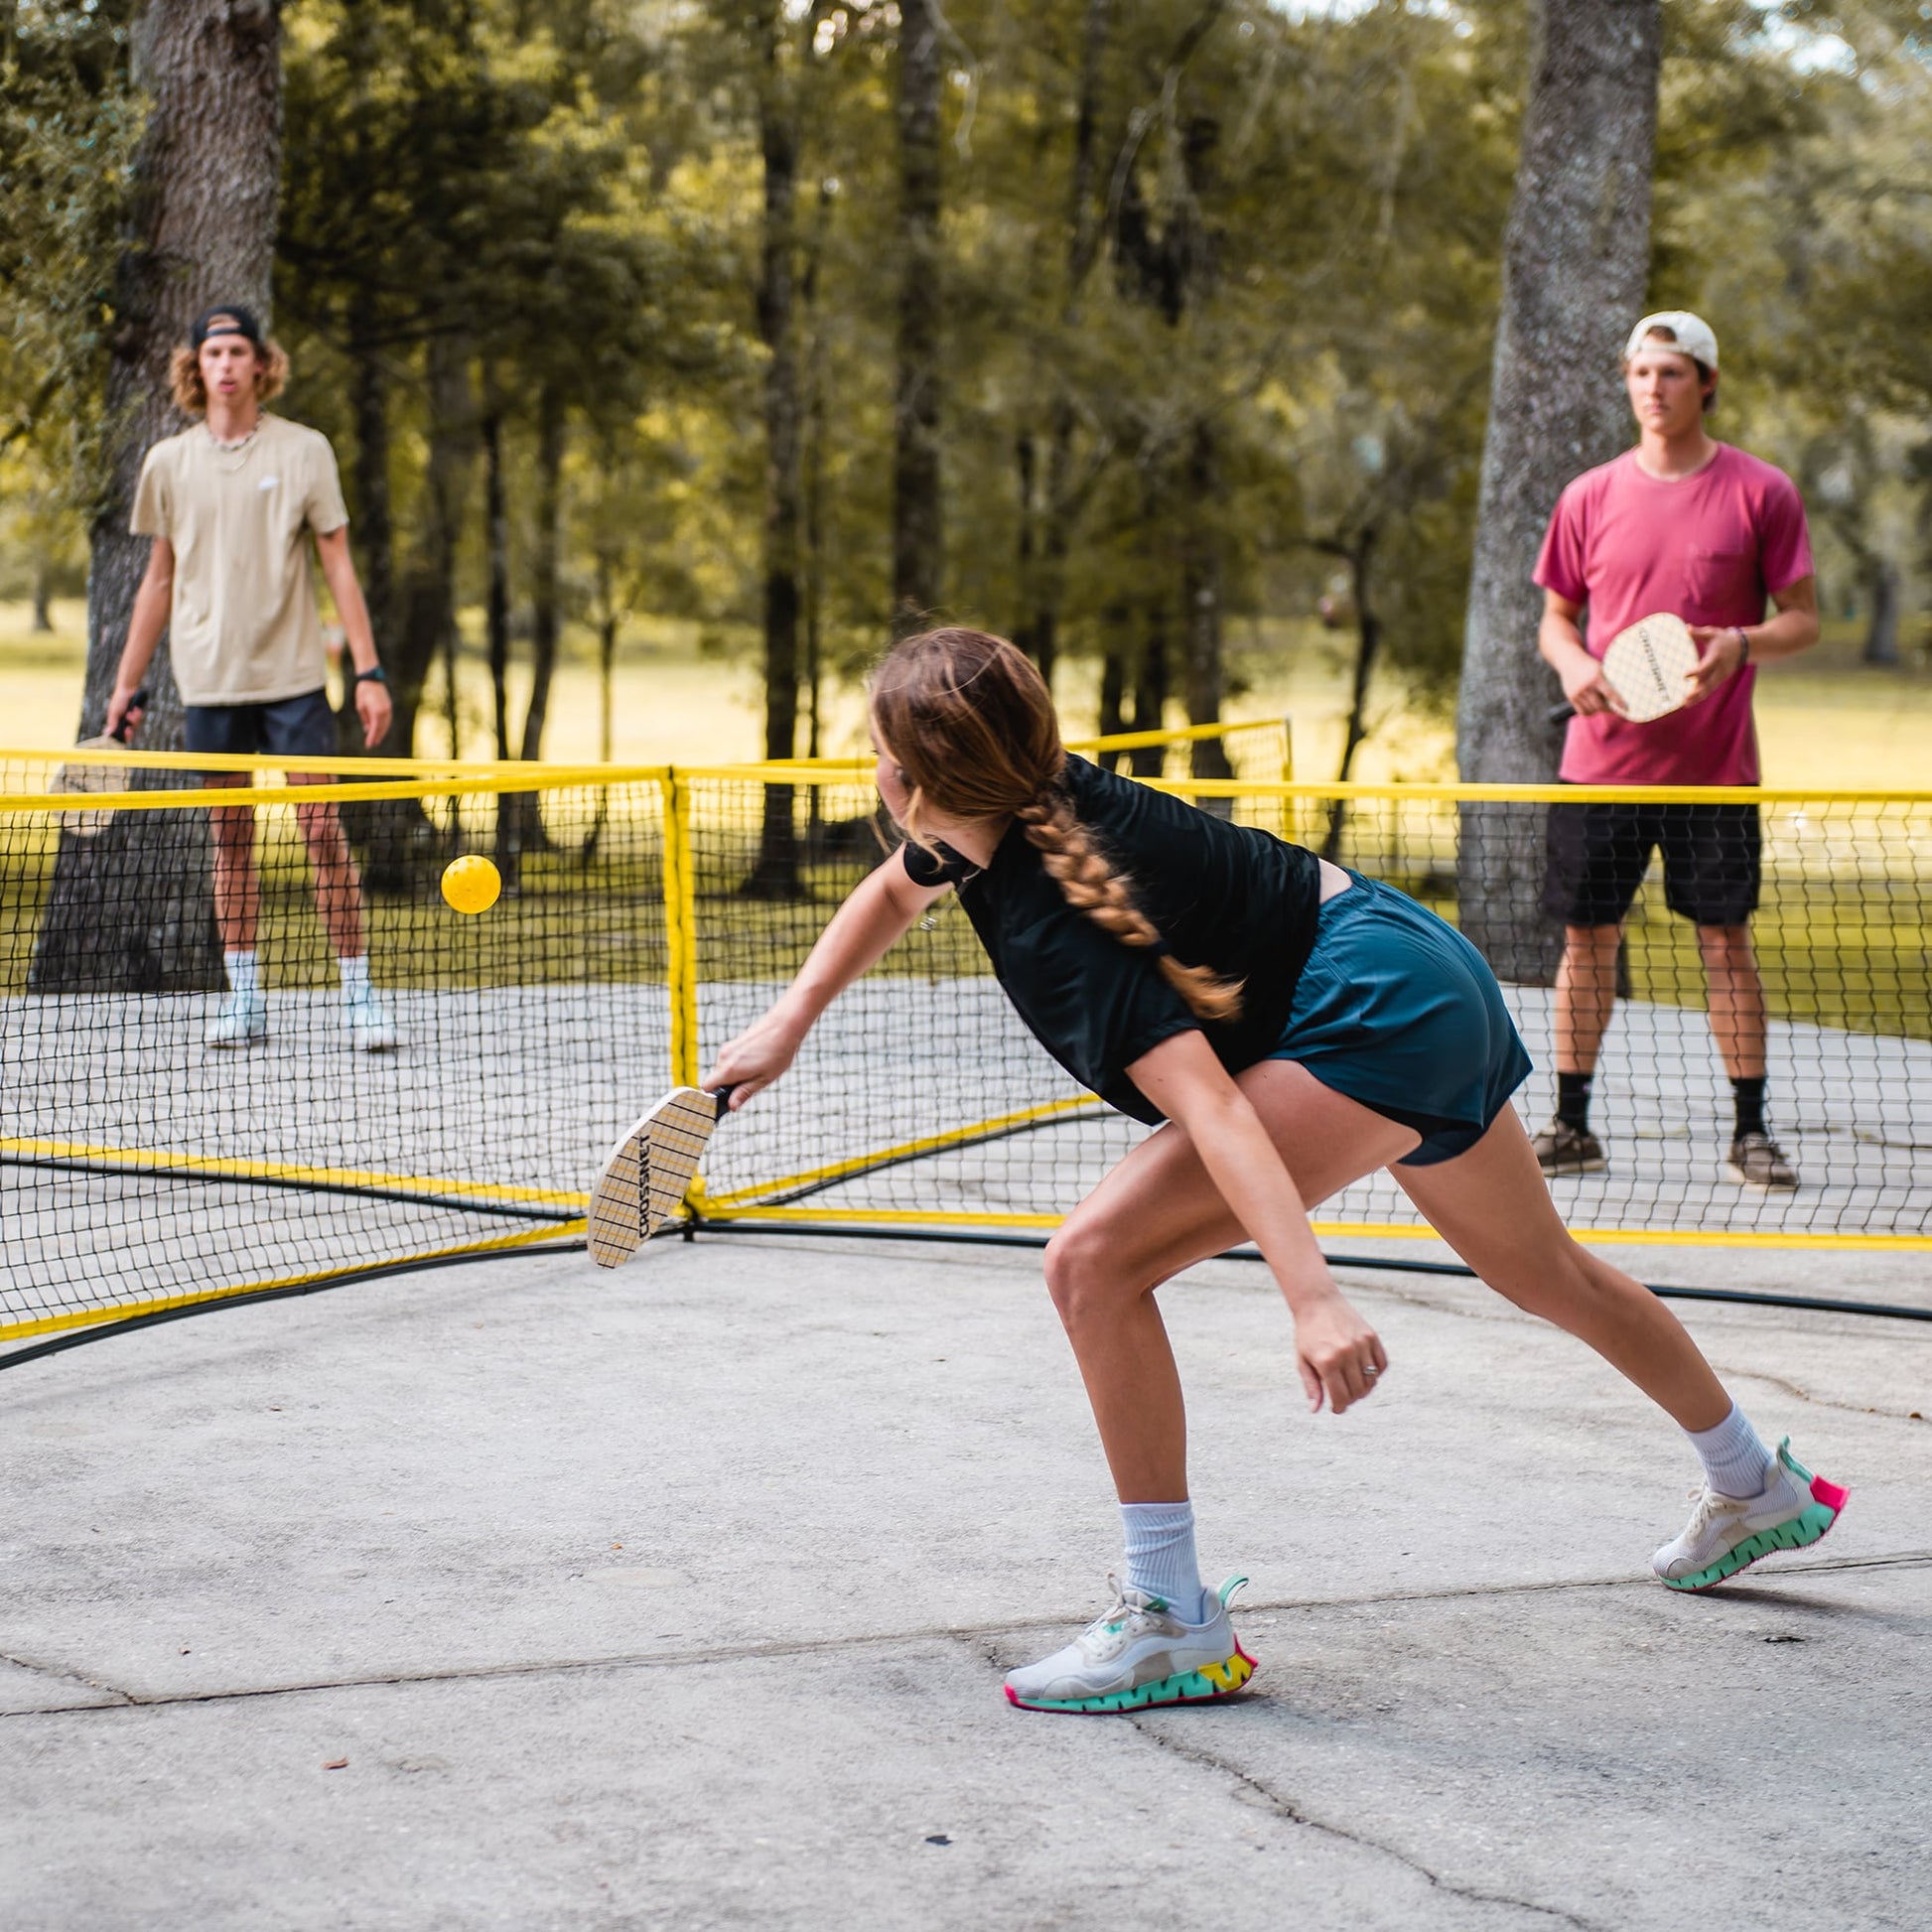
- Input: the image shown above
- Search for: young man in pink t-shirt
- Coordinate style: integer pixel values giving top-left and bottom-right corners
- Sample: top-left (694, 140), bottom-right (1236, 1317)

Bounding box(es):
top-left (1532, 312), bottom-right (1820, 1189)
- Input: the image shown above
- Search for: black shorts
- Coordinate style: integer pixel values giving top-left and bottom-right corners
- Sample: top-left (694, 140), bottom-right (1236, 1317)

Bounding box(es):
top-left (182, 688), bottom-right (339, 762)
top-left (1543, 800), bottom-right (1761, 928)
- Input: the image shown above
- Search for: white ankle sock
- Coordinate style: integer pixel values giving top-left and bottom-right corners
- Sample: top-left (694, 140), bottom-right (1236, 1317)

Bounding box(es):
top-left (1686, 1402), bottom-right (1774, 1499)
top-left (223, 949), bottom-right (260, 998)
top-left (1120, 1500), bottom-right (1205, 1621)
top-left (339, 954), bottom-right (370, 999)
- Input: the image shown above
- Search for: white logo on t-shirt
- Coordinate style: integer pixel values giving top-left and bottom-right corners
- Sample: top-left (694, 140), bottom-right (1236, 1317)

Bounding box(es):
top-left (259, 476), bottom-right (279, 490)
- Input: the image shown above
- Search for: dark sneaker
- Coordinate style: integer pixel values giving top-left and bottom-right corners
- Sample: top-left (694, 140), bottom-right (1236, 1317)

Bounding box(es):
top-left (1728, 1131), bottom-right (1797, 1190)
top-left (1532, 1119), bottom-right (1606, 1175)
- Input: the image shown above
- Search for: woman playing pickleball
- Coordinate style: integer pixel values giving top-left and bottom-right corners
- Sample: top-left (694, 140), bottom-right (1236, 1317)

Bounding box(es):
top-left (709, 628), bottom-right (1847, 1714)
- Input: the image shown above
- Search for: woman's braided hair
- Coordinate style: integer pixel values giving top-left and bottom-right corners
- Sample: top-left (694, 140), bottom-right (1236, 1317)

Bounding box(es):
top-left (871, 626), bottom-right (1244, 1025)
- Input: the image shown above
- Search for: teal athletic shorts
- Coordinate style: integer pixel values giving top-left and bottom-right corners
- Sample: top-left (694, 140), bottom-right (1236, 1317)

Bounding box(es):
top-left (1270, 873), bottom-right (1532, 1167)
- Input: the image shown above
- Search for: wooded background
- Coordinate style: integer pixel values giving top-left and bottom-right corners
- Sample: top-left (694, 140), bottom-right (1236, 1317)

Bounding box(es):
top-left (3, 0), bottom-right (1928, 795)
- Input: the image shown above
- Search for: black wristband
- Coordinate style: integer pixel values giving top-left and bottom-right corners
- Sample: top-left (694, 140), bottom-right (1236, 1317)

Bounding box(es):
top-left (1731, 627), bottom-right (1751, 664)
top-left (354, 665), bottom-right (389, 686)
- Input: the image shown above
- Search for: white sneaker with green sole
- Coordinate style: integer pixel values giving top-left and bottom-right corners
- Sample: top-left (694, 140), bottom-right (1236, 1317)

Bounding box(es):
top-left (1004, 1575), bottom-right (1256, 1714)
top-left (1652, 1438), bottom-right (1848, 1591)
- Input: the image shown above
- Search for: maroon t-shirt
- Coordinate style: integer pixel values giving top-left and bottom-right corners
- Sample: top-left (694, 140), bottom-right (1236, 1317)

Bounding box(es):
top-left (1534, 445), bottom-right (1813, 784)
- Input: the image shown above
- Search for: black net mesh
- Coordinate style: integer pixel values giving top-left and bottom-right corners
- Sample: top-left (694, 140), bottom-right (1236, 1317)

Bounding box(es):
top-left (3, 742), bottom-right (1927, 1347)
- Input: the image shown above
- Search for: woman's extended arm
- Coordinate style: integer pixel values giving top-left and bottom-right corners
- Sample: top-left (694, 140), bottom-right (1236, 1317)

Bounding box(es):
top-left (1127, 1029), bottom-right (1387, 1415)
top-left (704, 857), bottom-right (951, 1107)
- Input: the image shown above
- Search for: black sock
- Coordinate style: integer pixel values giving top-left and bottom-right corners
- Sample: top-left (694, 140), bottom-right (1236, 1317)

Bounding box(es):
top-left (1732, 1076), bottom-right (1767, 1139)
top-left (1556, 1071), bottom-right (1593, 1133)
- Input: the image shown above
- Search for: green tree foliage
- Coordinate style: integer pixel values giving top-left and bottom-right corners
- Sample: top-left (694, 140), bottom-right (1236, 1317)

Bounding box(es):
top-left (0, 1), bottom-right (139, 507)
top-left (6, 0), bottom-right (1929, 799)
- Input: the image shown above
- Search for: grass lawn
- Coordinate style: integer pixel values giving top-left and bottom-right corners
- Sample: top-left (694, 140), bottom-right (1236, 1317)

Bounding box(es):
top-left (5, 601), bottom-right (1929, 782)
top-left (5, 603), bottom-right (1928, 1036)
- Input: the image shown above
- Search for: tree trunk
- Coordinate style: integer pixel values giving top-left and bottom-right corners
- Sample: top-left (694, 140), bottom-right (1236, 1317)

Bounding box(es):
top-left (578, 550), bottom-right (621, 866)
top-left (1321, 530), bottom-right (1382, 863)
top-left (32, 558), bottom-right (54, 632)
top-left (1014, 428), bottom-right (1038, 663)
top-left (1017, 0), bottom-right (1112, 692)
top-left (1182, 420), bottom-right (1234, 791)
top-left (1862, 558), bottom-right (1900, 665)
top-left (481, 391), bottom-right (522, 886)
top-left (802, 182), bottom-right (830, 789)
top-left (483, 400), bottom-right (511, 762)
top-left (343, 333), bottom-right (476, 883)
top-left (599, 608), bottom-right (618, 764)
top-left (743, 9), bottom-right (803, 899)
top-left (1334, 533), bottom-right (1381, 787)
top-left (1455, 0), bottom-right (1661, 984)
top-left (1128, 607), bottom-right (1169, 779)
top-left (498, 381), bottom-right (563, 863)
top-left (36, 0), bottom-right (282, 995)
top-left (517, 382), bottom-right (564, 765)
top-left (331, 290), bottom-right (439, 888)
top-left (393, 334), bottom-right (475, 759)
top-left (1098, 636), bottom-right (1128, 749)
top-left (344, 287), bottom-right (394, 745)
top-left (890, 0), bottom-right (943, 637)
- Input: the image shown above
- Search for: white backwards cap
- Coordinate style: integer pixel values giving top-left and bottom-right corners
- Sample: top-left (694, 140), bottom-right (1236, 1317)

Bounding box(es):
top-left (1624, 311), bottom-right (1719, 370)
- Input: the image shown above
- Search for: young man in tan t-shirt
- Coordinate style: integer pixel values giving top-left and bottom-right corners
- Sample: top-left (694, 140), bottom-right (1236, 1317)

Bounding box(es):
top-left (107, 305), bottom-right (399, 1050)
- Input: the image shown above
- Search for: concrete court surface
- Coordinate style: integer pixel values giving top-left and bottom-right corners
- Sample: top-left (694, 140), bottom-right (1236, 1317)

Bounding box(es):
top-left (2, 1232), bottom-right (1928, 1932)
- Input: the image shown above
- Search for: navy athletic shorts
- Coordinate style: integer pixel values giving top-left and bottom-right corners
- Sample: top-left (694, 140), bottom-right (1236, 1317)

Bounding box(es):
top-left (1543, 800), bottom-right (1761, 928)
top-left (183, 687), bottom-right (339, 763)
top-left (1269, 874), bottom-right (1532, 1167)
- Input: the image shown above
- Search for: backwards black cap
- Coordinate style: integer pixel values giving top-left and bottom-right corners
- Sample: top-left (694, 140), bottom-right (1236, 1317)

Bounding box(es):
top-left (191, 305), bottom-right (265, 350)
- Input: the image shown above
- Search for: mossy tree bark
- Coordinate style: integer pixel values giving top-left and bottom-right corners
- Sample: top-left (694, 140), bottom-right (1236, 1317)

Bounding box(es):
top-left (1455, 0), bottom-right (1661, 985)
top-left (890, 0), bottom-right (943, 639)
top-left (35, 0), bottom-right (282, 995)
top-left (742, 0), bottom-right (804, 899)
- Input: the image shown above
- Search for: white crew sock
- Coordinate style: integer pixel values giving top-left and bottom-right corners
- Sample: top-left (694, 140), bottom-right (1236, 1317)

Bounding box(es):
top-left (1120, 1500), bottom-right (1205, 1622)
top-left (1687, 1401), bottom-right (1774, 1499)
top-left (223, 949), bottom-right (260, 999)
top-left (339, 953), bottom-right (371, 1000)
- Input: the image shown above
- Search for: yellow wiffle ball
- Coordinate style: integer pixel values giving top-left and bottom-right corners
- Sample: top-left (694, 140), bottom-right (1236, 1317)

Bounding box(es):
top-left (441, 854), bottom-right (502, 916)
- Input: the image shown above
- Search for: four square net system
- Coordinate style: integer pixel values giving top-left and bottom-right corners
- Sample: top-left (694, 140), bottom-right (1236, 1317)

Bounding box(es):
top-left (4, 720), bottom-right (1928, 1351)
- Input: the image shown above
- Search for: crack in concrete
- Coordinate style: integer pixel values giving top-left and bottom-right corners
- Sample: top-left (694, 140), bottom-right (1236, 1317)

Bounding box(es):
top-left (1721, 1364), bottom-right (1929, 1424)
top-left (1127, 1721), bottom-right (1602, 1931)
top-left (954, 1623), bottom-right (1598, 1928)
top-left (0, 1646), bottom-right (135, 1705)
top-left (2, 1548), bottom-right (1923, 1724)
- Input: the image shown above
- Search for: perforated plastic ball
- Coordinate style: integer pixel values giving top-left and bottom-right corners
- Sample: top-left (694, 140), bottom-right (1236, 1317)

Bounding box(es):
top-left (441, 854), bottom-right (502, 915)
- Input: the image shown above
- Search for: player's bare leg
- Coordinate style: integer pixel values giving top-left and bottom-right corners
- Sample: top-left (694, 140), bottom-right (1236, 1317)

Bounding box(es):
top-left (291, 776), bottom-right (365, 960)
top-left (1042, 1060), bottom-right (1419, 1502)
top-left (204, 772), bottom-right (267, 1045)
top-left (1697, 921), bottom-right (1792, 1184)
top-left (1394, 1106), bottom-right (1729, 1429)
top-left (1554, 922), bottom-right (1621, 1072)
top-left (1535, 921), bottom-right (1620, 1174)
top-left (207, 772), bottom-right (261, 951)
top-left (1697, 922), bottom-right (1766, 1077)
top-left (1396, 1106), bottom-right (1843, 1586)
top-left (292, 770), bottom-right (394, 1050)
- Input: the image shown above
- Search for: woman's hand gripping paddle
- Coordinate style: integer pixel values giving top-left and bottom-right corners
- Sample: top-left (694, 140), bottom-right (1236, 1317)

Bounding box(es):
top-left (587, 1086), bottom-right (735, 1268)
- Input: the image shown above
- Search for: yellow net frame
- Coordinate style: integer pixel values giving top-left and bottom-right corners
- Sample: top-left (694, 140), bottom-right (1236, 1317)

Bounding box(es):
top-left (4, 737), bottom-right (1929, 1344)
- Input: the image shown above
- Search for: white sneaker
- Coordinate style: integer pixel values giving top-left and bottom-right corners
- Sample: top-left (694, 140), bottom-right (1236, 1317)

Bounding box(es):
top-left (345, 989), bottom-right (399, 1053)
top-left (1651, 1438), bottom-right (1849, 1591)
top-left (206, 990), bottom-right (267, 1047)
top-left (1004, 1575), bottom-right (1256, 1714)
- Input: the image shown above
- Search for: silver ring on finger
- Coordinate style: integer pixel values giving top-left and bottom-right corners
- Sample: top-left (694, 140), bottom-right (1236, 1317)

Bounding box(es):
top-left (1363, 1364), bottom-right (1379, 1379)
